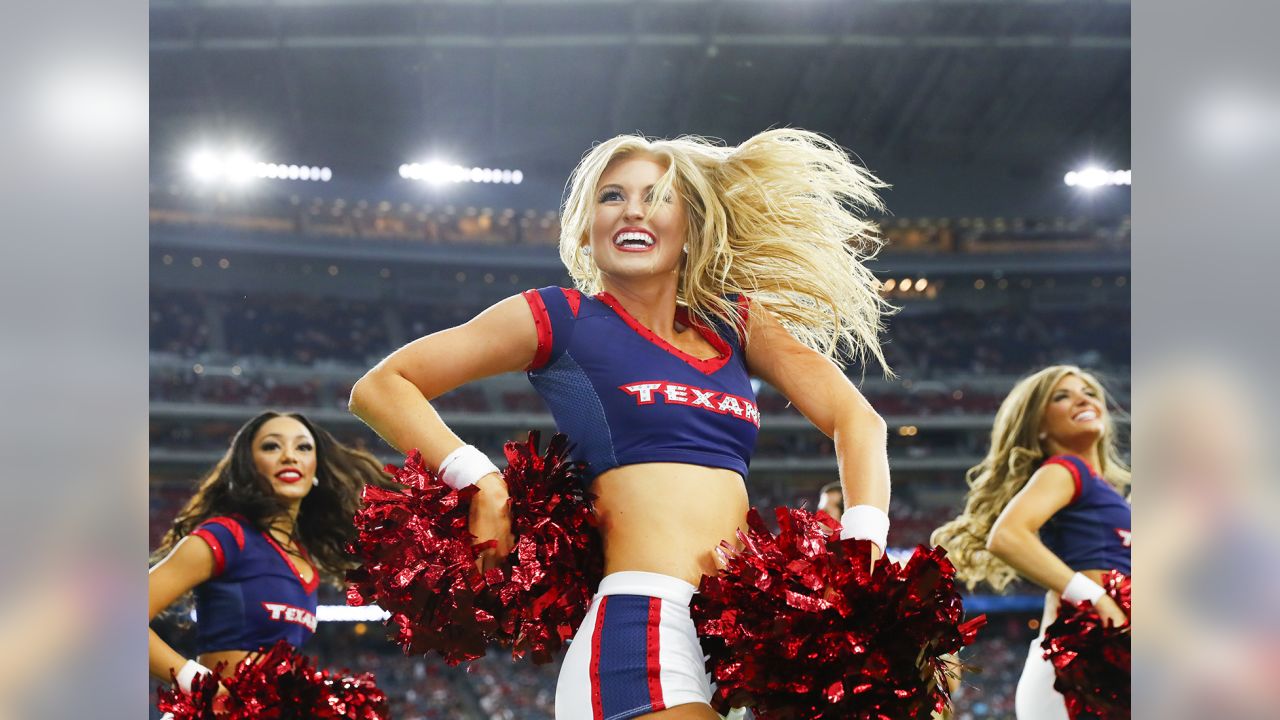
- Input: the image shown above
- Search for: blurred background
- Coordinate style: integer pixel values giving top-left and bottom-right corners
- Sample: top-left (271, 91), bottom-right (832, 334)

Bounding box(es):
top-left (146, 1), bottom-right (1131, 718)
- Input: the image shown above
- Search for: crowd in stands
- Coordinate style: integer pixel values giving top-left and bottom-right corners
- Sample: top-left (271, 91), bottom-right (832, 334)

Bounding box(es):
top-left (150, 290), bottom-right (212, 356)
top-left (878, 305), bottom-right (1130, 379)
top-left (949, 614), bottom-right (1036, 719)
top-left (151, 188), bottom-right (563, 247)
top-left (150, 288), bottom-right (1130, 379)
top-left (150, 185), bottom-right (1129, 255)
top-left (223, 295), bottom-right (391, 366)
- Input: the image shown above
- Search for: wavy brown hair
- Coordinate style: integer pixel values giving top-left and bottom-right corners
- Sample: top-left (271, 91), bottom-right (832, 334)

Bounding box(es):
top-left (931, 366), bottom-right (1131, 592)
top-left (152, 411), bottom-right (394, 583)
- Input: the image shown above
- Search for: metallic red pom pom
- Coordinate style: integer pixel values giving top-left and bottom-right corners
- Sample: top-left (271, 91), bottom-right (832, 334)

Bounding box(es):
top-left (346, 431), bottom-right (601, 665)
top-left (692, 507), bottom-right (986, 719)
top-left (1042, 570), bottom-right (1131, 719)
top-left (156, 640), bottom-right (389, 719)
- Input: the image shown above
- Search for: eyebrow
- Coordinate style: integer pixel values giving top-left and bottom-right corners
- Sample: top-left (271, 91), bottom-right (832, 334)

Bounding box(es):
top-left (259, 434), bottom-right (313, 441)
top-left (597, 183), bottom-right (656, 193)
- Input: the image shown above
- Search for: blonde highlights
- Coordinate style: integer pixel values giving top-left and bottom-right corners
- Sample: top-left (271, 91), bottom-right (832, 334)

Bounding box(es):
top-left (559, 129), bottom-right (893, 369)
top-left (931, 366), bottom-right (1131, 592)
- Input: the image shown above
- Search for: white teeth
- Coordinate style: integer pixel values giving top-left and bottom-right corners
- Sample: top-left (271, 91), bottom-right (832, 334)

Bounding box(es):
top-left (614, 231), bottom-right (654, 247)
top-left (1073, 410), bottom-right (1098, 422)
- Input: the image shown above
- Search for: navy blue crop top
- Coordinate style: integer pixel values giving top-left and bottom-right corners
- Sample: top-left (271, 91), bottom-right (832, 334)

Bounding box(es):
top-left (1038, 455), bottom-right (1132, 575)
top-left (190, 516), bottom-right (319, 654)
top-left (522, 287), bottom-right (759, 480)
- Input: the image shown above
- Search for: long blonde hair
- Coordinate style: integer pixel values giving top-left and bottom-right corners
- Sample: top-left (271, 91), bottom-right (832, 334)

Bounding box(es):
top-left (931, 366), bottom-right (1131, 592)
top-left (559, 129), bottom-right (893, 369)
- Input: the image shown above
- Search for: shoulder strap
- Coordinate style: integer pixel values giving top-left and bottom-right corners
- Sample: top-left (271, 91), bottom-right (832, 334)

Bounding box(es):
top-left (191, 516), bottom-right (247, 577)
top-left (521, 286), bottom-right (579, 370)
top-left (1042, 455), bottom-right (1091, 504)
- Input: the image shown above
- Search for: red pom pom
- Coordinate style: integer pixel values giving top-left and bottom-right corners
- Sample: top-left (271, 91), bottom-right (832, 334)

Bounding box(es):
top-left (496, 432), bottom-right (604, 663)
top-left (156, 641), bottom-right (390, 719)
top-left (347, 431), bottom-right (601, 665)
top-left (1042, 571), bottom-right (1131, 719)
top-left (692, 507), bottom-right (986, 719)
top-left (346, 449), bottom-right (495, 664)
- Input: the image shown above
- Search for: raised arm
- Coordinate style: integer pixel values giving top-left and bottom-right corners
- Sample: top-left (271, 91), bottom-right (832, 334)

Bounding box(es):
top-left (743, 305), bottom-right (890, 549)
top-left (348, 293), bottom-right (539, 569)
top-left (148, 537), bottom-right (216, 685)
top-left (349, 294), bottom-right (538, 465)
top-left (987, 465), bottom-right (1127, 625)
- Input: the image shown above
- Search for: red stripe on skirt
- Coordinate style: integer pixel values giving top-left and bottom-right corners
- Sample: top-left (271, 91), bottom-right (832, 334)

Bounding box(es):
top-left (646, 597), bottom-right (666, 711)
top-left (590, 598), bottom-right (608, 720)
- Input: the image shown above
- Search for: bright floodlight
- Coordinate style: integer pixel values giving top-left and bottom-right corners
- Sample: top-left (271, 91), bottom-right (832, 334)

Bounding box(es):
top-left (189, 150), bottom-right (331, 183)
top-left (190, 152), bottom-right (222, 181)
top-left (401, 160), bottom-right (524, 186)
top-left (1064, 167), bottom-right (1131, 188)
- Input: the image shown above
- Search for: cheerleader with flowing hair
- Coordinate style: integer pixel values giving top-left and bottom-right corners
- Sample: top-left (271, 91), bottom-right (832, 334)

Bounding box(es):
top-left (932, 366), bottom-right (1131, 719)
top-left (149, 411), bottom-right (394, 706)
top-left (350, 128), bottom-right (895, 719)
top-left (558, 129), bottom-right (894, 369)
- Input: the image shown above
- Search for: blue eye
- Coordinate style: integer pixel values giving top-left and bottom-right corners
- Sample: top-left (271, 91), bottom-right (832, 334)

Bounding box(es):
top-left (599, 189), bottom-right (623, 202)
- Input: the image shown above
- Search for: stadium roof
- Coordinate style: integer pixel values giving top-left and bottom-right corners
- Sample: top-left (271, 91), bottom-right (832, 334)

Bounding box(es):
top-left (150, 0), bottom-right (1131, 216)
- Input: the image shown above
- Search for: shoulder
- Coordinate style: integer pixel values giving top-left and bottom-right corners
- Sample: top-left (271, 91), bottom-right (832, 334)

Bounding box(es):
top-left (1027, 459), bottom-right (1083, 505)
top-left (192, 516), bottom-right (248, 546)
top-left (1039, 455), bottom-right (1090, 503)
top-left (190, 516), bottom-right (250, 576)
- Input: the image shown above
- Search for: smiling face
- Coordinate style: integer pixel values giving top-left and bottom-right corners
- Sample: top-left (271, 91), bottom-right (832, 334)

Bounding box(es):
top-left (251, 415), bottom-right (318, 505)
top-left (1040, 373), bottom-right (1107, 451)
top-left (587, 154), bottom-right (689, 285)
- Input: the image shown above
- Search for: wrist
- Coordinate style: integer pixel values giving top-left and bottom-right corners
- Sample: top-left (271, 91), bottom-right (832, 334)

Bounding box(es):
top-left (474, 472), bottom-right (509, 498)
top-left (438, 444), bottom-right (501, 490)
top-left (839, 504), bottom-right (890, 551)
top-left (176, 658), bottom-right (211, 693)
top-left (1061, 572), bottom-right (1106, 605)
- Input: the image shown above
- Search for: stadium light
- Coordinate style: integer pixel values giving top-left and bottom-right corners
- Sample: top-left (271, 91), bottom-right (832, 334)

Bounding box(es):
top-left (188, 150), bottom-right (331, 183)
top-left (1064, 167), bottom-right (1131, 189)
top-left (400, 160), bottom-right (524, 185)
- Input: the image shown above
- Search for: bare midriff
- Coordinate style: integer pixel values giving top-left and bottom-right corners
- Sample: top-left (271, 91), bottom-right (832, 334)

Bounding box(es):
top-left (592, 462), bottom-right (750, 588)
top-left (198, 649), bottom-right (254, 673)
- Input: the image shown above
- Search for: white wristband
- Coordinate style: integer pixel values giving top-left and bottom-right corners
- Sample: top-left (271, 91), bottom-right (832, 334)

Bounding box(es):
top-left (176, 659), bottom-right (211, 693)
top-left (839, 505), bottom-right (890, 550)
top-left (1061, 572), bottom-right (1106, 605)
top-left (438, 444), bottom-right (501, 490)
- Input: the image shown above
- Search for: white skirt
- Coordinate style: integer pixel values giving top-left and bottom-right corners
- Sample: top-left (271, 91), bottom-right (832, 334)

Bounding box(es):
top-left (1015, 635), bottom-right (1069, 720)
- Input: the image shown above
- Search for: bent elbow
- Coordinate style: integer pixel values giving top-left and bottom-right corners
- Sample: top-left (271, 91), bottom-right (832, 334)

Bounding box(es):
top-left (848, 404), bottom-right (887, 439)
top-left (864, 408), bottom-right (887, 436)
top-left (985, 527), bottom-right (1012, 557)
top-left (347, 370), bottom-right (382, 418)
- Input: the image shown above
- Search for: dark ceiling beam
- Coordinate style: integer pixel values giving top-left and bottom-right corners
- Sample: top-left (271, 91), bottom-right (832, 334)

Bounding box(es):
top-left (152, 32), bottom-right (1130, 52)
top-left (270, 2), bottom-right (307, 153)
top-left (181, 4), bottom-right (228, 128)
top-left (607, 5), bottom-right (645, 134)
top-left (152, 0), bottom-right (1130, 8)
top-left (875, 50), bottom-right (954, 160)
top-left (779, 4), bottom-right (860, 123)
top-left (491, 0), bottom-right (505, 142)
top-left (674, 0), bottom-right (726, 132)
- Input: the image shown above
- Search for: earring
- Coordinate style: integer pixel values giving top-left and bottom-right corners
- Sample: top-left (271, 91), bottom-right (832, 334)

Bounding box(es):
top-left (312, 476), bottom-right (320, 487)
top-left (580, 245), bottom-right (592, 257)
top-left (1038, 432), bottom-right (1048, 441)
top-left (682, 243), bottom-right (689, 253)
